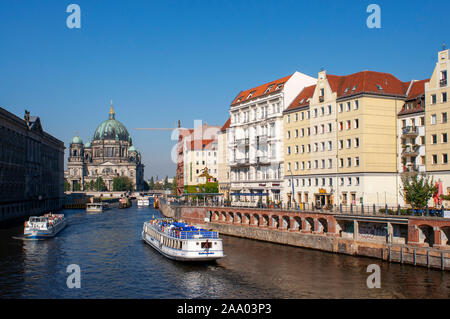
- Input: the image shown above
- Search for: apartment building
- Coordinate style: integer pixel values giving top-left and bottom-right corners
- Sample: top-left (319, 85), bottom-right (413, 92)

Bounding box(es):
top-left (425, 48), bottom-right (450, 194)
top-left (218, 118), bottom-right (231, 199)
top-left (227, 72), bottom-right (316, 205)
top-left (397, 79), bottom-right (427, 176)
top-left (283, 70), bottom-right (412, 207)
top-left (183, 139), bottom-right (218, 186)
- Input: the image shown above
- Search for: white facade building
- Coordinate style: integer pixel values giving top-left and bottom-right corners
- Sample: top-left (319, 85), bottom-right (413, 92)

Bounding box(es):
top-left (227, 72), bottom-right (317, 205)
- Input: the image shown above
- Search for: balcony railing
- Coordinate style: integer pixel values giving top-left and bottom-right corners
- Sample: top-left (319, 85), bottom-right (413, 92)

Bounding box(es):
top-left (402, 126), bottom-right (418, 136)
top-left (402, 145), bottom-right (420, 156)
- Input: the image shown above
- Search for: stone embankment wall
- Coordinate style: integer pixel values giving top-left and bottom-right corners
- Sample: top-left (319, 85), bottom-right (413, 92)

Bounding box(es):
top-left (158, 202), bottom-right (450, 270)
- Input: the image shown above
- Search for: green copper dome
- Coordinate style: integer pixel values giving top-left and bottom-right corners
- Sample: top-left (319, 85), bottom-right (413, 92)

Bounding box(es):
top-left (128, 145), bottom-right (137, 152)
top-left (84, 140), bottom-right (92, 148)
top-left (71, 135), bottom-right (83, 145)
top-left (93, 107), bottom-right (130, 141)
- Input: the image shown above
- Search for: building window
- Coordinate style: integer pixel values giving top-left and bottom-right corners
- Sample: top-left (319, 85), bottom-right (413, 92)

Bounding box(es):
top-left (346, 102), bottom-right (351, 111)
top-left (339, 158), bottom-right (344, 167)
top-left (347, 120), bottom-right (351, 130)
top-left (328, 123), bottom-right (332, 132)
top-left (443, 133), bottom-right (448, 143)
top-left (355, 177), bottom-right (360, 185)
top-left (346, 139), bottom-right (351, 148)
top-left (354, 100), bottom-right (359, 110)
top-left (328, 159), bottom-right (333, 168)
top-left (286, 115), bottom-right (290, 123)
top-left (355, 157), bottom-right (360, 167)
top-left (348, 177), bottom-right (352, 186)
top-left (328, 105), bottom-right (332, 114)
top-left (432, 94), bottom-right (437, 104)
top-left (339, 104), bottom-right (343, 113)
top-left (354, 119), bottom-right (359, 129)
top-left (355, 137), bottom-right (359, 147)
top-left (443, 154), bottom-right (448, 164)
top-left (432, 134), bottom-right (437, 144)
top-left (339, 140), bottom-right (344, 149)
top-left (314, 160), bottom-right (318, 169)
top-left (347, 157), bottom-right (352, 167)
top-left (432, 154), bottom-right (438, 165)
top-left (442, 112), bottom-right (448, 123)
top-left (442, 92), bottom-right (447, 103)
top-left (287, 146), bottom-right (291, 155)
top-left (329, 178), bottom-right (333, 186)
top-left (295, 145), bottom-right (299, 154)
top-left (328, 141), bottom-right (333, 150)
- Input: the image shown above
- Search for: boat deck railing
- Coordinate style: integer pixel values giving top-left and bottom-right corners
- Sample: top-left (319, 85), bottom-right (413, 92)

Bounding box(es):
top-left (147, 222), bottom-right (219, 239)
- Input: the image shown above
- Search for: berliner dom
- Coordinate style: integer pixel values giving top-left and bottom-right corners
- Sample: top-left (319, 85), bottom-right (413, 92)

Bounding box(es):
top-left (66, 103), bottom-right (145, 191)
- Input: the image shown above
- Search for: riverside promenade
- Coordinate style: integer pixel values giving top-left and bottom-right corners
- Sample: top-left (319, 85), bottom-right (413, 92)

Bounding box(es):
top-left (160, 200), bottom-right (450, 271)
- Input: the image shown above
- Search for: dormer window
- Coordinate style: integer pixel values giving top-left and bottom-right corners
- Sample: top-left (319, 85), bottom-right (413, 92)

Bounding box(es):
top-left (246, 91), bottom-right (256, 100)
top-left (376, 84), bottom-right (383, 90)
top-left (352, 85), bottom-right (357, 91)
top-left (275, 83), bottom-right (284, 90)
top-left (264, 84), bottom-right (275, 94)
top-left (299, 99), bottom-right (304, 104)
top-left (344, 87), bottom-right (349, 93)
top-left (236, 97), bottom-right (242, 103)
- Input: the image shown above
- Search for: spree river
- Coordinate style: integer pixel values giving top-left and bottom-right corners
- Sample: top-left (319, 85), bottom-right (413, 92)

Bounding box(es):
top-left (0, 203), bottom-right (449, 299)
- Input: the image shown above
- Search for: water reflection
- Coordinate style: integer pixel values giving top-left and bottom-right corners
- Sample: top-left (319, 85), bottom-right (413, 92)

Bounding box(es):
top-left (0, 203), bottom-right (449, 298)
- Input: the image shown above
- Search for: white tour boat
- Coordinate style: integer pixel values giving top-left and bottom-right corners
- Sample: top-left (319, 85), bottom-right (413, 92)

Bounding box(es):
top-left (137, 196), bottom-right (150, 207)
top-left (24, 213), bottom-right (67, 239)
top-left (142, 218), bottom-right (225, 261)
top-left (86, 202), bottom-right (109, 212)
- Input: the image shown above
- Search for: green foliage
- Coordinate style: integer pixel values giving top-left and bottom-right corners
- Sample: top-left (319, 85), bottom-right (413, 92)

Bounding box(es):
top-left (112, 176), bottom-right (134, 191)
top-left (400, 174), bottom-right (438, 209)
top-left (92, 177), bottom-right (107, 191)
top-left (149, 177), bottom-right (155, 190)
top-left (64, 179), bottom-right (71, 191)
top-left (72, 181), bottom-right (81, 191)
top-left (441, 194), bottom-right (450, 201)
top-left (184, 182), bottom-right (218, 195)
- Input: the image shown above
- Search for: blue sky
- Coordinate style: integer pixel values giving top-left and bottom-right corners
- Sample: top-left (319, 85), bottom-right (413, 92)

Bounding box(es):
top-left (0, 0), bottom-right (449, 179)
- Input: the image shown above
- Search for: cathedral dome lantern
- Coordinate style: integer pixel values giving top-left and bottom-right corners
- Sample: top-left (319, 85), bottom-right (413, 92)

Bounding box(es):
top-left (71, 135), bottom-right (83, 145)
top-left (92, 104), bottom-right (130, 142)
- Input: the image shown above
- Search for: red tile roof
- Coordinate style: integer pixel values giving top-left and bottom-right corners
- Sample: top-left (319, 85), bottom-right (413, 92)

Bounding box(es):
top-left (231, 74), bottom-right (293, 106)
top-left (286, 85), bottom-right (316, 111)
top-left (187, 139), bottom-right (216, 151)
top-left (221, 117), bottom-right (231, 132)
top-left (406, 79), bottom-right (428, 100)
top-left (286, 71), bottom-right (419, 112)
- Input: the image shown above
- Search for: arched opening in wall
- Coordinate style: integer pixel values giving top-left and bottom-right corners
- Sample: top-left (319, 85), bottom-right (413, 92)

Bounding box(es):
top-left (213, 211), bottom-right (219, 221)
top-left (228, 212), bottom-right (234, 223)
top-left (271, 215), bottom-right (279, 228)
top-left (318, 218), bottom-right (328, 234)
top-left (253, 214), bottom-right (260, 226)
top-left (244, 213), bottom-right (251, 225)
top-left (206, 211), bottom-right (211, 221)
top-left (418, 225), bottom-right (435, 247)
top-left (441, 227), bottom-right (450, 247)
top-left (293, 217), bottom-right (302, 231)
top-left (282, 216), bottom-right (290, 229)
top-left (221, 212), bottom-right (227, 222)
top-left (262, 214), bottom-right (269, 227)
top-left (306, 217), bottom-right (315, 232)
top-left (236, 213), bottom-right (242, 223)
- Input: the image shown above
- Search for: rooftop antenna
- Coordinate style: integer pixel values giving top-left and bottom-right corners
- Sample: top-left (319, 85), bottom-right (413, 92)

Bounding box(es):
top-left (443, 42), bottom-right (447, 50)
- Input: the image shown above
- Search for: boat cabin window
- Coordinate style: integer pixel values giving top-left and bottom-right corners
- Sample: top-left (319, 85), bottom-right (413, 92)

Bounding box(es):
top-left (201, 242), bottom-right (212, 249)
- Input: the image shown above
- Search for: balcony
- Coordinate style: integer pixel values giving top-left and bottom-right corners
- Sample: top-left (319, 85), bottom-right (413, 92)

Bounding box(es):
top-left (402, 163), bottom-right (418, 173)
top-left (440, 79), bottom-right (447, 87)
top-left (402, 126), bottom-right (418, 137)
top-left (402, 144), bottom-right (420, 157)
top-left (256, 156), bottom-right (270, 165)
top-left (236, 138), bottom-right (249, 147)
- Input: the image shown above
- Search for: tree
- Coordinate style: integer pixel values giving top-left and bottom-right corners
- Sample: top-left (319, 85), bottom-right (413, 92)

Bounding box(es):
top-left (93, 177), bottom-right (107, 191)
top-left (149, 177), bottom-right (155, 190)
top-left (113, 176), bottom-right (134, 191)
top-left (401, 174), bottom-right (437, 209)
top-left (64, 179), bottom-right (71, 192)
top-left (171, 176), bottom-right (177, 195)
top-left (142, 180), bottom-right (150, 191)
top-left (72, 181), bottom-right (81, 191)
top-left (164, 176), bottom-right (169, 189)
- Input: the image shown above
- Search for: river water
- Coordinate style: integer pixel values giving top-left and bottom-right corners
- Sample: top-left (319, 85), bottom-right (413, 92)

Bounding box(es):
top-left (0, 203), bottom-right (449, 299)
